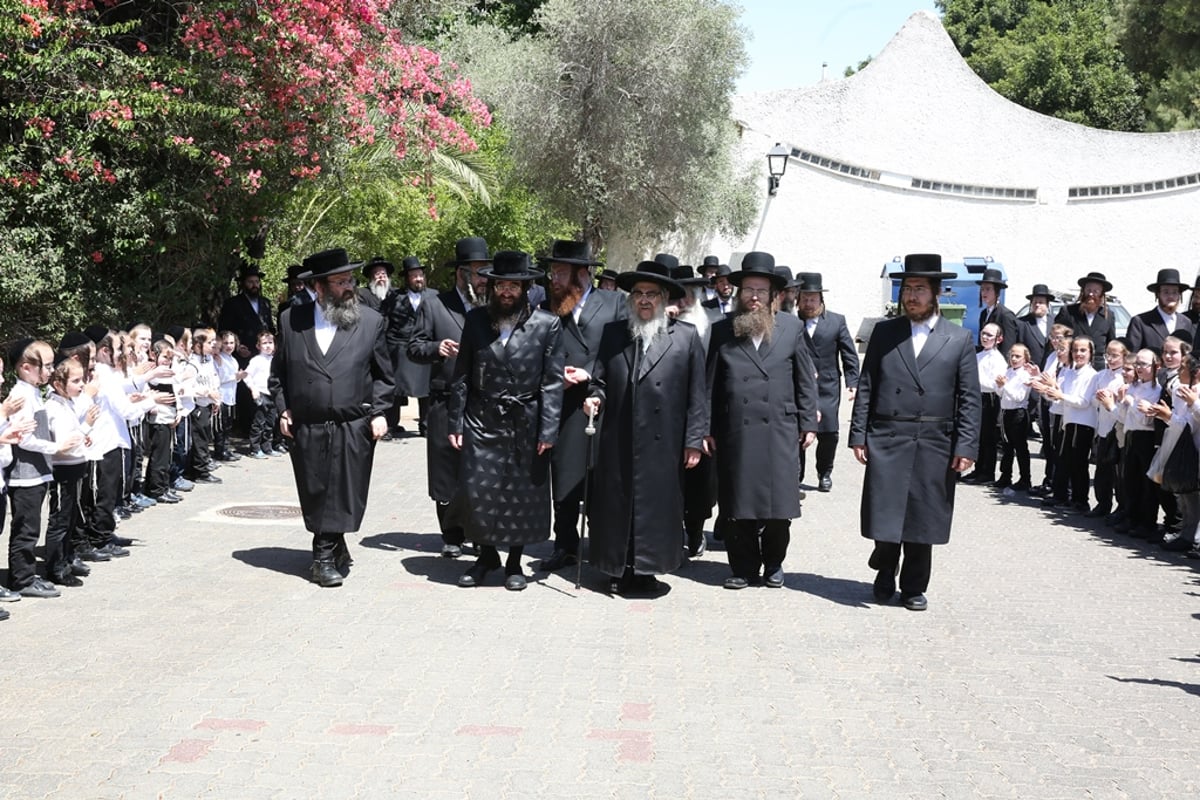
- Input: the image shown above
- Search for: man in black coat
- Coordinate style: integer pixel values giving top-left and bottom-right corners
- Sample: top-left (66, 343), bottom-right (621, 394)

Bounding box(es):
top-left (538, 239), bottom-right (627, 572)
top-left (219, 263), bottom-right (276, 360)
top-left (1017, 284), bottom-right (1054, 442)
top-left (977, 267), bottom-right (1018, 358)
top-left (850, 254), bottom-right (982, 612)
top-left (707, 252), bottom-right (819, 590)
top-left (449, 252), bottom-right (564, 591)
top-left (270, 248), bottom-right (394, 587)
top-left (796, 272), bottom-right (860, 493)
top-left (356, 257), bottom-right (398, 314)
top-left (276, 264), bottom-right (315, 331)
top-left (702, 263), bottom-right (736, 315)
top-left (1054, 271), bottom-right (1116, 370)
top-left (386, 257), bottom-right (437, 436)
top-left (1125, 268), bottom-right (1195, 353)
top-left (584, 263), bottom-right (708, 595)
top-left (408, 238), bottom-right (492, 558)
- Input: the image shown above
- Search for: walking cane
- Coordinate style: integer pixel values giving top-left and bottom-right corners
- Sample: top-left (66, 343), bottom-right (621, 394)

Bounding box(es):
top-left (575, 405), bottom-right (598, 590)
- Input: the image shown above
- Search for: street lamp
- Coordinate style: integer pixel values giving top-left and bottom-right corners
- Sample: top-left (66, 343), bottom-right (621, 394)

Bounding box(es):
top-left (767, 142), bottom-right (790, 196)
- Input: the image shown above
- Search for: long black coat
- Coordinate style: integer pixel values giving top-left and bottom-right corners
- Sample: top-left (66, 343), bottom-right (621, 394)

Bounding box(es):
top-left (546, 289), bottom-right (628, 502)
top-left (1125, 307), bottom-right (1195, 354)
top-left (1016, 312), bottom-right (1050, 369)
top-left (801, 309), bottom-right (860, 433)
top-left (978, 302), bottom-right (1019, 357)
top-left (707, 313), bottom-right (819, 520)
top-left (219, 293), bottom-right (275, 354)
top-left (1054, 303), bottom-right (1115, 369)
top-left (269, 304), bottom-right (394, 534)
top-left (849, 315), bottom-right (981, 545)
top-left (449, 308), bottom-right (564, 545)
top-left (407, 288), bottom-right (469, 502)
top-left (387, 288), bottom-right (438, 397)
top-left (588, 320), bottom-right (708, 577)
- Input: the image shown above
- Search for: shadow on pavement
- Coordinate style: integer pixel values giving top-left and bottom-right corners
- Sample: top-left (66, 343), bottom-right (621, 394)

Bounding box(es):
top-left (399, 553), bottom-right (471, 586)
top-left (790, 572), bottom-right (874, 607)
top-left (1108, 675), bottom-right (1200, 698)
top-left (231, 546), bottom-right (310, 579)
top-left (359, 530), bottom-right (445, 555)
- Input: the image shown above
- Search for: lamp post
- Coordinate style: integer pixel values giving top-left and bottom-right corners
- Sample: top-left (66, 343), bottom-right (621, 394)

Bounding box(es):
top-left (752, 143), bottom-right (791, 249)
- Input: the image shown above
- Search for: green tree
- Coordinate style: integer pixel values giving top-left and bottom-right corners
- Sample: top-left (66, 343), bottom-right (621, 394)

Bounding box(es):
top-left (441, 0), bottom-right (756, 262)
top-left (1118, 0), bottom-right (1200, 130)
top-left (938, 0), bottom-right (1144, 131)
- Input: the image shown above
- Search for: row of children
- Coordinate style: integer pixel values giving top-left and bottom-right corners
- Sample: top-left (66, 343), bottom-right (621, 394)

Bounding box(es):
top-left (971, 320), bottom-right (1200, 558)
top-left (0, 324), bottom-right (286, 621)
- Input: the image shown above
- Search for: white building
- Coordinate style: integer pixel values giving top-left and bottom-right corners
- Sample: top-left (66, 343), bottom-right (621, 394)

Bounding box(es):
top-left (709, 10), bottom-right (1200, 332)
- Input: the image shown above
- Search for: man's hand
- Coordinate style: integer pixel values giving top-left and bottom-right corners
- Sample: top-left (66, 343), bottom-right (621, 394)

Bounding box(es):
top-left (370, 416), bottom-right (387, 440)
top-left (563, 366), bottom-right (590, 387)
top-left (801, 431), bottom-right (816, 450)
top-left (280, 410), bottom-right (293, 439)
top-left (449, 433), bottom-right (462, 450)
top-left (438, 339), bottom-right (459, 359)
top-left (582, 397), bottom-right (601, 417)
top-left (853, 444), bottom-right (868, 465)
top-left (951, 456), bottom-right (974, 473)
top-left (847, 386), bottom-right (857, 402)
top-left (683, 447), bottom-right (702, 469)
top-left (702, 435), bottom-right (716, 456)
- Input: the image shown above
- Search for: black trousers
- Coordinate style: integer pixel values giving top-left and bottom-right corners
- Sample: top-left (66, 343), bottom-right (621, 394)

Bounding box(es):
top-left (726, 518), bottom-right (791, 579)
top-left (128, 420), bottom-right (146, 495)
top-left (1123, 430), bottom-right (1159, 531)
top-left (479, 544), bottom-right (524, 574)
top-left (84, 447), bottom-right (124, 547)
top-left (870, 541), bottom-right (932, 598)
top-left (436, 498), bottom-right (466, 546)
top-left (47, 465), bottom-right (86, 579)
top-left (1044, 414), bottom-right (1063, 488)
top-left (975, 392), bottom-right (1001, 479)
top-left (799, 432), bottom-right (840, 482)
top-left (188, 404), bottom-right (215, 477)
top-left (552, 484), bottom-right (585, 554)
top-left (1053, 423), bottom-right (1094, 505)
top-left (999, 408), bottom-right (1031, 484)
top-left (214, 403), bottom-right (235, 458)
top-left (8, 483), bottom-right (48, 589)
top-left (171, 417), bottom-right (189, 484)
top-left (143, 423), bottom-right (175, 497)
top-left (250, 401), bottom-right (277, 451)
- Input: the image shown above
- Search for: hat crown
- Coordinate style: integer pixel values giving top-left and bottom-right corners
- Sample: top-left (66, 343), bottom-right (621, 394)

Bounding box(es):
top-left (672, 264), bottom-right (698, 281)
top-left (797, 272), bottom-right (824, 292)
top-left (1152, 268), bottom-right (1184, 285)
top-left (903, 253), bottom-right (942, 274)
top-left (455, 236), bottom-right (491, 263)
top-left (303, 248), bottom-right (353, 274)
top-left (980, 268), bottom-right (1004, 283)
top-left (484, 250), bottom-right (542, 281)
top-left (363, 256), bottom-right (393, 275)
top-left (548, 239), bottom-right (594, 263)
top-left (773, 265), bottom-right (794, 282)
top-left (284, 264), bottom-right (306, 282)
top-left (653, 253), bottom-right (680, 271)
top-left (401, 256), bottom-right (423, 272)
top-left (701, 255), bottom-right (720, 268)
top-left (1026, 283), bottom-right (1052, 299)
top-left (740, 251), bottom-right (776, 273)
top-left (635, 260), bottom-right (673, 280)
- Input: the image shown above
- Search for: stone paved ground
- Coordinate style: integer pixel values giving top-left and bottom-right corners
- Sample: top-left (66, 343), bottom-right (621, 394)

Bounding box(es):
top-left (2, 407), bottom-right (1199, 799)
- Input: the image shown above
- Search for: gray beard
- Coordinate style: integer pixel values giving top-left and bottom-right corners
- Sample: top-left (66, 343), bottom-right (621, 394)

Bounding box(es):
top-left (732, 306), bottom-right (775, 341)
top-left (321, 292), bottom-right (362, 330)
top-left (678, 294), bottom-right (710, 341)
top-left (371, 281), bottom-right (391, 301)
top-left (628, 308), bottom-right (668, 348)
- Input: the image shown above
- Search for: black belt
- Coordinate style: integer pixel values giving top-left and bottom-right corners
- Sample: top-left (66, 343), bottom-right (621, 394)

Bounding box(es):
top-left (293, 406), bottom-right (370, 424)
top-left (875, 414), bottom-right (952, 423)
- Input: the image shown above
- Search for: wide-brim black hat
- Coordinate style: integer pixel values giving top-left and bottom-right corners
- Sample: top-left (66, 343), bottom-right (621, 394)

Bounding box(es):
top-left (730, 251), bottom-right (786, 289)
top-left (774, 265), bottom-right (795, 287)
top-left (796, 272), bottom-right (826, 293)
top-left (478, 250), bottom-right (543, 281)
top-left (671, 264), bottom-right (710, 287)
top-left (455, 236), bottom-right (492, 265)
top-left (537, 239), bottom-right (601, 267)
top-left (401, 256), bottom-right (424, 273)
top-left (1076, 271), bottom-right (1113, 293)
top-left (363, 257), bottom-right (394, 277)
top-left (303, 248), bottom-right (363, 280)
top-left (652, 253), bottom-right (680, 273)
top-left (701, 255), bottom-right (721, 271)
top-left (283, 264), bottom-right (306, 283)
top-left (713, 263), bottom-right (733, 279)
top-left (616, 262), bottom-right (685, 300)
top-left (1026, 283), bottom-right (1053, 300)
top-left (975, 267), bottom-right (1007, 289)
top-left (889, 253), bottom-right (955, 280)
top-left (1147, 268), bottom-right (1188, 292)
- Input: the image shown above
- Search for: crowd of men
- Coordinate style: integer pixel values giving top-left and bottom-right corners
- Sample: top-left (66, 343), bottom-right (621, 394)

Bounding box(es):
top-left (47, 234), bottom-right (1186, 618)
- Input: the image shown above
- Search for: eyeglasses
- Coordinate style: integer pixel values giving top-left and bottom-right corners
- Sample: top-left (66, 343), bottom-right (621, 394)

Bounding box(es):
top-left (327, 277), bottom-right (356, 288)
top-left (740, 288), bottom-right (771, 298)
top-left (630, 290), bottom-right (662, 301)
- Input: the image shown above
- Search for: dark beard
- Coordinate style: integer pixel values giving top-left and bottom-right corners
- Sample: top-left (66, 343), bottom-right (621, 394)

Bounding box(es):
top-left (489, 292), bottom-right (529, 332)
top-left (732, 306), bottom-right (775, 341)
top-left (551, 281), bottom-right (583, 317)
top-left (904, 300), bottom-right (937, 323)
top-left (321, 289), bottom-right (361, 330)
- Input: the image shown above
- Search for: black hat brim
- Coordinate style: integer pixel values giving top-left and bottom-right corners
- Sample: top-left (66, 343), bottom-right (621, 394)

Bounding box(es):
top-left (1077, 276), bottom-right (1114, 293)
top-left (536, 256), bottom-right (601, 267)
top-left (730, 270), bottom-right (788, 290)
top-left (477, 266), bottom-right (545, 282)
top-left (307, 262), bottom-right (364, 280)
top-left (888, 270), bottom-right (956, 280)
top-left (1148, 281), bottom-right (1189, 292)
top-left (616, 271), bottom-right (685, 300)
top-left (975, 279), bottom-right (1008, 289)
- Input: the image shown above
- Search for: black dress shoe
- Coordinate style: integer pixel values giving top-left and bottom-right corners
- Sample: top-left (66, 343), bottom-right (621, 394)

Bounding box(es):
top-left (872, 570), bottom-right (896, 604)
top-left (723, 576), bottom-right (749, 590)
top-left (193, 474), bottom-right (223, 484)
top-left (70, 559), bottom-right (91, 577)
top-left (504, 573), bottom-right (528, 591)
top-left (310, 559), bottom-right (343, 587)
top-left (150, 492), bottom-right (181, 504)
top-left (902, 593), bottom-right (928, 611)
top-left (112, 536), bottom-right (134, 547)
top-left (1162, 536), bottom-right (1194, 552)
top-left (458, 557), bottom-right (499, 587)
top-left (686, 531), bottom-right (706, 558)
top-left (817, 473), bottom-right (832, 492)
top-left (626, 575), bottom-right (668, 597)
top-left (50, 573), bottom-right (84, 588)
top-left (763, 567), bottom-right (785, 588)
top-left (539, 549), bottom-right (578, 571)
top-left (441, 543), bottom-right (463, 559)
top-left (97, 543), bottom-right (130, 558)
top-left (0, 608), bottom-right (9, 621)
top-left (77, 546), bottom-right (112, 562)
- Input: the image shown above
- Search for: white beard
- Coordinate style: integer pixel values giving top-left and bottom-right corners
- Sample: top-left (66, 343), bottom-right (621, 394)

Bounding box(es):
top-left (678, 289), bottom-right (710, 340)
top-left (371, 281), bottom-right (391, 302)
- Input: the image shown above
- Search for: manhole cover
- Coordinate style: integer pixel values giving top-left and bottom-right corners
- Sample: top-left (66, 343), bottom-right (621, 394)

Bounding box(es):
top-left (217, 504), bottom-right (303, 520)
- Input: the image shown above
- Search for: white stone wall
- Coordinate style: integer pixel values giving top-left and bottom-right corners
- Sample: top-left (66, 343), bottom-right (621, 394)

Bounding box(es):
top-left (706, 10), bottom-right (1200, 335)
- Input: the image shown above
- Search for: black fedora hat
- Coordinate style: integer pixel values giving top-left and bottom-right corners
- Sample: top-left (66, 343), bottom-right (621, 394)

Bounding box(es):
top-left (671, 264), bottom-right (710, 287)
top-left (455, 236), bottom-right (492, 265)
top-left (796, 272), bottom-right (826, 293)
top-left (283, 264), bottom-right (306, 284)
top-left (1025, 283), bottom-right (1053, 300)
top-left (975, 267), bottom-right (1007, 289)
top-left (1076, 271), bottom-right (1113, 293)
top-left (478, 250), bottom-right (543, 282)
top-left (1147, 268), bottom-right (1189, 292)
top-left (302, 248), bottom-right (363, 280)
top-left (713, 263), bottom-right (732, 279)
top-left (652, 253), bottom-right (680, 272)
top-left (700, 255), bottom-right (721, 273)
top-left (731, 251), bottom-right (786, 289)
top-left (362, 256), bottom-right (394, 277)
top-left (616, 261), bottom-right (685, 300)
top-left (237, 259), bottom-right (264, 280)
top-left (401, 256), bottom-right (425, 273)
top-left (774, 265), bottom-right (795, 287)
top-left (889, 253), bottom-right (955, 280)
top-left (538, 239), bottom-right (601, 267)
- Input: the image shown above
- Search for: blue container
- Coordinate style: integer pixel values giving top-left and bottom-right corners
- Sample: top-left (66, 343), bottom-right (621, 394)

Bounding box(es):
top-left (882, 256), bottom-right (1006, 341)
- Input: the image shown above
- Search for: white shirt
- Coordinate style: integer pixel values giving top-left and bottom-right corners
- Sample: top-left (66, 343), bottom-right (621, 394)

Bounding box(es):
top-left (1091, 368), bottom-right (1125, 437)
top-left (407, 290), bottom-right (424, 311)
top-left (314, 299), bottom-right (337, 354)
top-left (214, 353), bottom-right (241, 406)
top-left (910, 314), bottom-right (938, 358)
top-left (245, 353), bottom-right (273, 396)
top-left (572, 286), bottom-right (593, 324)
top-left (1120, 380), bottom-right (1162, 432)
top-left (1158, 307), bottom-right (1178, 334)
top-left (805, 317), bottom-right (818, 338)
top-left (1058, 364), bottom-right (1098, 428)
top-left (976, 348), bottom-right (1006, 393)
top-left (999, 367), bottom-right (1032, 410)
top-left (90, 363), bottom-right (157, 455)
